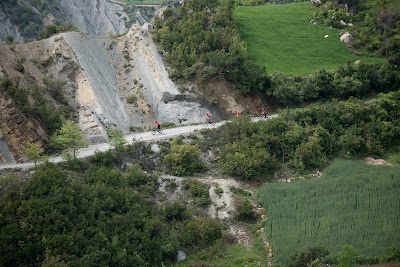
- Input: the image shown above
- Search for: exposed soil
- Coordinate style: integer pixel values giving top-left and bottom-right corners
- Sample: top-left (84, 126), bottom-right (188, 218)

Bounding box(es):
top-left (365, 157), bottom-right (392, 166)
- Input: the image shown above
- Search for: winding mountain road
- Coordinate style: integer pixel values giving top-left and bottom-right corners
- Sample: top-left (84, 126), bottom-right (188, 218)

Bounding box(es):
top-left (0, 122), bottom-right (223, 170)
top-left (0, 116), bottom-right (276, 171)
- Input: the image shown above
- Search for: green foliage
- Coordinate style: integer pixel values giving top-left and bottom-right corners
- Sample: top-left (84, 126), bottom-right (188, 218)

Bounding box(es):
top-left (0, 160), bottom-right (226, 267)
top-left (234, 196), bottom-right (258, 221)
top-left (107, 127), bottom-right (127, 151)
top-left (163, 201), bottom-right (191, 222)
top-left (0, 77), bottom-right (68, 136)
top-left (153, 0), bottom-right (269, 95)
top-left (183, 180), bottom-right (211, 206)
top-left (40, 23), bottom-right (77, 39)
top-left (4, 34), bottom-right (13, 44)
top-left (182, 217), bottom-right (223, 249)
top-left (288, 247), bottom-right (330, 267)
top-left (337, 245), bottom-right (358, 267)
top-left (198, 92), bottom-right (400, 176)
top-left (51, 120), bottom-right (88, 158)
top-left (234, 2), bottom-right (381, 76)
top-left (269, 62), bottom-right (400, 105)
top-left (126, 93), bottom-right (138, 104)
top-left (163, 139), bottom-right (206, 176)
top-left (23, 142), bottom-right (47, 167)
top-left (311, 0), bottom-right (400, 59)
top-left (258, 159), bottom-right (400, 265)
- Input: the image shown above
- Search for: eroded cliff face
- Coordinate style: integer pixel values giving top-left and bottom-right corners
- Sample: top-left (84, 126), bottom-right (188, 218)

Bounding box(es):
top-left (0, 0), bottom-right (128, 43)
top-left (0, 24), bottom-right (215, 163)
top-left (0, 94), bottom-right (48, 163)
top-left (59, 0), bottom-right (128, 37)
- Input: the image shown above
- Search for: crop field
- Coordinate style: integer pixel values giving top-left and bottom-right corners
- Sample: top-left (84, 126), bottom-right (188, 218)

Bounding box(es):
top-left (234, 3), bottom-right (382, 75)
top-left (258, 159), bottom-right (400, 265)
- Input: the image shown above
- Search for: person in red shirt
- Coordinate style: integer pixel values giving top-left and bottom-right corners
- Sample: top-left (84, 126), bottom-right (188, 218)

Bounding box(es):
top-left (205, 112), bottom-right (212, 123)
top-left (155, 120), bottom-right (161, 130)
top-left (235, 111), bottom-right (241, 117)
top-left (261, 108), bottom-right (268, 118)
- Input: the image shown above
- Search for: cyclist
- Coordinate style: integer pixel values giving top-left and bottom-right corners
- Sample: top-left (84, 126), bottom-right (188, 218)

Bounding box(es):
top-left (261, 108), bottom-right (268, 118)
top-left (205, 112), bottom-right (212, 123)
top-left (155, 120), bottom-right (161, 131)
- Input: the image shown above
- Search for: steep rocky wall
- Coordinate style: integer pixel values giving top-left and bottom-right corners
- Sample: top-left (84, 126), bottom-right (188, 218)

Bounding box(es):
top-left (0, 94), bottom-right (48, 163)
top-left (0, 9), bottom-right (24, 44)
top-left (59, 0), bottom-right (128, 37)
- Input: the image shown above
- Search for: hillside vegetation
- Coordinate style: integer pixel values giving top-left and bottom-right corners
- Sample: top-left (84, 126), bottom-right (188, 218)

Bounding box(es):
top-left (259, 159), bottom-right (400, 265)
top-left (234, 2), bottom-right (381, 76)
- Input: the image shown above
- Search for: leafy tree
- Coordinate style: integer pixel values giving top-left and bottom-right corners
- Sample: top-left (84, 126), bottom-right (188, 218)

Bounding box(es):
top-left (337, 245), bottom-right (358, 267)
top-left (23, 142), bottom-right (47, 167)
top-left (164, 138), bottom-right (206, 176)
top-left (107, 127), bottom-right (126, 151)
top-left (288, 246), bottom-right (329, 267)
top-left (51, 120), bottom-right (88, 158)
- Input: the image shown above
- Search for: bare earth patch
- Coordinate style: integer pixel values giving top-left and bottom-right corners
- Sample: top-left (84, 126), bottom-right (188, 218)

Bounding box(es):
top-left (365, 157), bottom-right (392, 166)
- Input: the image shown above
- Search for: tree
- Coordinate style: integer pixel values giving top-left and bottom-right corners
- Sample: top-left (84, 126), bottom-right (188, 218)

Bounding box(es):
top-left (337, 245), bottom-right (358, 267)
top-left (23, 142), bottom-right (47, 167)
top-left (51, 120), bottom-right (88, 158)
top-left (107, 127), bottom-right (126, 151)
top-left (288, 247), bottom-right (329, 267)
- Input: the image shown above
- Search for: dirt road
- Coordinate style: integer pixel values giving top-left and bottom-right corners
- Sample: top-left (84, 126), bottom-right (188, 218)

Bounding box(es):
top-left (0, 122), bottom-right (222, 170)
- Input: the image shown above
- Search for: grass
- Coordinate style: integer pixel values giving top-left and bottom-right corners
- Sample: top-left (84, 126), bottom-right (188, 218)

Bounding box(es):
top-left (258, 159), bottom-right (400, 266)
top-left (177, 242), bottom-right (267, 267)
top-left (234, 2), bottom-right (382, 76)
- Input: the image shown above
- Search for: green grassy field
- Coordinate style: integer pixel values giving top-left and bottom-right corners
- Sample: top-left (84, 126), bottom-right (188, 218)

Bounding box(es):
top-left (234, 3), bottom-right (382, 76)
top-left (258, 159), bottom-right (400, 265)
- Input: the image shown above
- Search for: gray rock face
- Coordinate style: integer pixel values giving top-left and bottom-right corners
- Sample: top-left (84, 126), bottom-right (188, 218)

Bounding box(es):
top-left (0, 9), bottom-right (24, 43)
top-left (60, 0), bottom-right (128, 36)
top-left (340, 32), bottom-right (355, 44)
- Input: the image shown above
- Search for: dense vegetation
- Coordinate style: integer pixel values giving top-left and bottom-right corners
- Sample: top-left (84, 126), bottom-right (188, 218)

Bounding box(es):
top-left (197, 91), bottom-right (400, 179)
top-left (259, 159), bottom-right (400, 265)
top-left (0, 149), bottom-right (225, 266)
top-left (234, 2), bottom-right (381, 75)
top-left (153, 0), bottom-right (269, 95)
top-left (268, 61), bottom-right (400, 105)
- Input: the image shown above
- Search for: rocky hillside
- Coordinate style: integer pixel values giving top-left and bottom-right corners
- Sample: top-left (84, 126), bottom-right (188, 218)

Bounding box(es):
top-left (0, 0), bottom-right (253, 164)
top-left (0, 0), bottom-right (128, 42)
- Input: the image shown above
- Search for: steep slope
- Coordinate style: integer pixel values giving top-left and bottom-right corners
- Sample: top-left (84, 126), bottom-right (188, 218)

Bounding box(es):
top-left (0, 23), bottom-right (218, 163)
top-left (0, 0), bottom-right (128, 43)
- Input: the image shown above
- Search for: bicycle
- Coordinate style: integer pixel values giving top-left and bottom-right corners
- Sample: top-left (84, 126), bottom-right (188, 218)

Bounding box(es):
top-left (151, 127), bottom-right (163, 135)
top-left (203, 119), bottom-right (216, 127)
top-left (260, 114), bottom-right (271, 120)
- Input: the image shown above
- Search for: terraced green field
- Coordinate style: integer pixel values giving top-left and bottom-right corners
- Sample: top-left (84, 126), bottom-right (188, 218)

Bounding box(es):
top-left (234, 3), bottom-right (382, 75)
top-left (259, 159), bottom-right (400, 265)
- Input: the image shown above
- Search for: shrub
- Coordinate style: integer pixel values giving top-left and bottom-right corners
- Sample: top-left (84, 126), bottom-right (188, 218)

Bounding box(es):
top-left (183, 180), bottom-right (211, 206)
top-left (164, 139), bottom-right (206, 176)
top-left (127, 94), bottom-right (138, 104)
top-left (234, 196), bottom-right (258, 222)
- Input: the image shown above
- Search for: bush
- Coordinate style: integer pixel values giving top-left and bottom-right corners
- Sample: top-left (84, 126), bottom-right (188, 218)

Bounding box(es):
top-left (234, 196), bottom-right (258, 222)
top-left (163, 139), bottom-right (206, 176)
top-left (183, 180), bottom-right (211, 206)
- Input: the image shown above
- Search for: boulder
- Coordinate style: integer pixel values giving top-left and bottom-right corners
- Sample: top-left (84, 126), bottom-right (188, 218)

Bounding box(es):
top-left (340, 20), bottom-right (347, 26)
top-left (340, 32), bottom-right (355, 44)
top-left (310, 0), bottom-right (321, 7)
